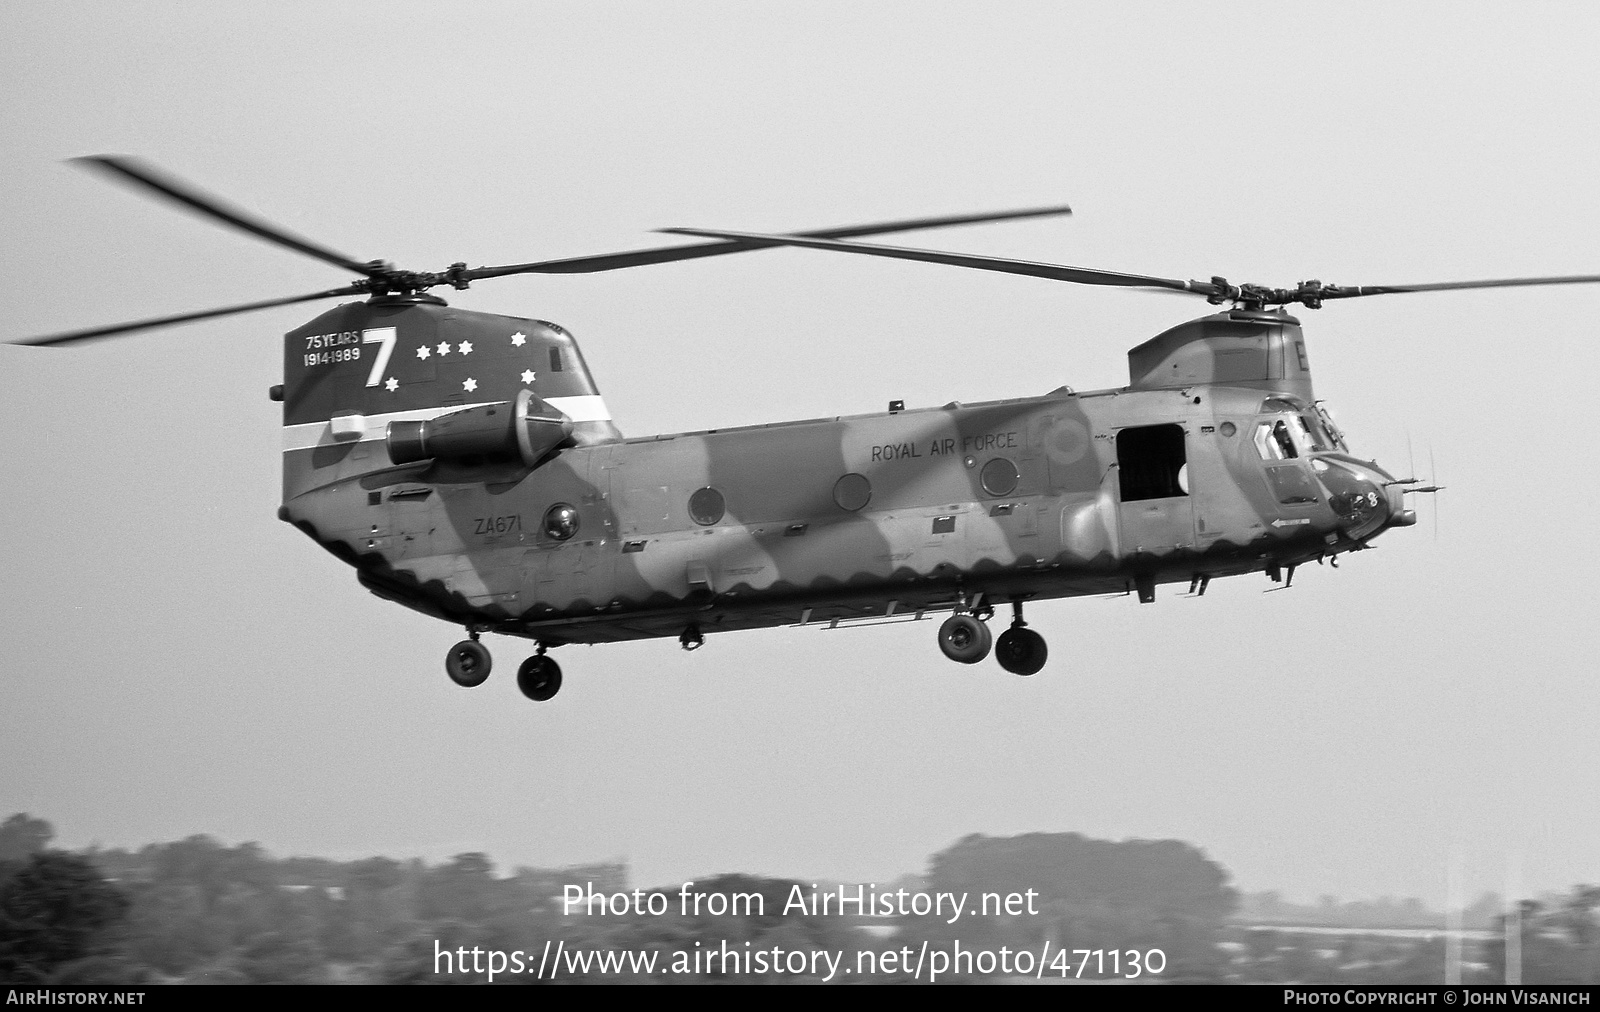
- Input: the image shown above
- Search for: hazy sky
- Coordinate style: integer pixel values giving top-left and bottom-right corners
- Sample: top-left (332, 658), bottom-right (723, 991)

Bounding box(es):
top-left (3, 2), bottom-right (1597, 909)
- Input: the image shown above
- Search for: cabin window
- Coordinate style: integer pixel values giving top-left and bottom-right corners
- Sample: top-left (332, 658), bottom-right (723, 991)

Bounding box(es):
top-left (833, 473), bottom-right (872, 512)
top-left (1116, 424), bottom-right (1188, 501)
top-left (543, 503), bottom-right (580, 541)
top-left (1253, 420), bottom-right (1298, 461)
top-left (688, 487), bottom-right (725, 526)
top-left (980, 458), bottom-right (1019, 496)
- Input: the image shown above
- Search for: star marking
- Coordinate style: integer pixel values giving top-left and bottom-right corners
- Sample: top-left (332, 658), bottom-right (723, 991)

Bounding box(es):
top-left (510, 332), bottom-right (527, 347)
top-left (384, 377), bottom-right (399, 393)
top-left (436, 342), bottom-right (452, 356)
top-left (463, 377), bottom-right (478, 393)
top-left (520, 369), bottom-right (537, 385)
top-left (416, 345), bottom-right (430, 360)
top-left (458, 340), bottom-right (473, 356)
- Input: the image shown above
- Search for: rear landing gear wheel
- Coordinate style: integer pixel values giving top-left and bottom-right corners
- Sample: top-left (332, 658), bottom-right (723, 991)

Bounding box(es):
top-left (446, 639), bottom-right (491, 687)
top-left (517, 654), bottom-right (563, 701)
top-left (679, 625), bottom-right (704, 651)
top-left (996, 626), bottom-right (1047, 676)
top-left (938, 613), bottom-right (992, 664)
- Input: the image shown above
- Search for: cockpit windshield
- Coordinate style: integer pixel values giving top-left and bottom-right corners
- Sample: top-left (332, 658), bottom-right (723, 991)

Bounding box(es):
top-left (1295, 414), bottom-right (1332, 451)
top-left (1252, 397), bottom-right (1350, 459)
top-left (1313, 403), bottom-right (1349, 452)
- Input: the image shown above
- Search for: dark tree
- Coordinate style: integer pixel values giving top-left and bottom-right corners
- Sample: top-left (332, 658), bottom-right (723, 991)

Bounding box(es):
top-left (911, 832), bottom-right (1238, 981)
top-left (419, 853), bottom-right (499, 923)
top-left (0, 851), bottom-right (129, 984)
top-left (0, 815), bottom-right (54, 863)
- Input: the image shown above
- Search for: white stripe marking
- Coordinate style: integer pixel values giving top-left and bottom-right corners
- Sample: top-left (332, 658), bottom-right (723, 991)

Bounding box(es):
top-left (281, 401), bottom-right (503, 452)
top-left (545, 395), bottom-right (612, 422)
top-left (280, 394), bottom-right (613, 451)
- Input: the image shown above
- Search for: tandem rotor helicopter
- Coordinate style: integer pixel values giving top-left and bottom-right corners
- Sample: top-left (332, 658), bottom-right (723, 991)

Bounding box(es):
top-left (18, 157), bottom-right (1600, 702)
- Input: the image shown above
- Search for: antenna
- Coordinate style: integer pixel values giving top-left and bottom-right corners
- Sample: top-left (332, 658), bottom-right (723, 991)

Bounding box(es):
top-left (1445, 851), bottom-right (1462, 985)
top-left (1430, 446), bottom-right (1441, 542)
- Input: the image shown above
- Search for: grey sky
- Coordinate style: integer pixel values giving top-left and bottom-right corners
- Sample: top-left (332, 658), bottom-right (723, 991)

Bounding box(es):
top-left (2, 2), bottom-right (1596, 908)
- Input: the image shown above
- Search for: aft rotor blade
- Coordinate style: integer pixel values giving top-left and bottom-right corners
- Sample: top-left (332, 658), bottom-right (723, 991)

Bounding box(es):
top-left (461, 205), bottom-right (1075, 280)
top-left (16, 286), bottom-right (366, 346)
top-left (75, 156), bottom-right (387, 280)
top-left (658, 227), bottom-right (1219, 296)
top-left (1315, 274), bottom-right (1600, 301)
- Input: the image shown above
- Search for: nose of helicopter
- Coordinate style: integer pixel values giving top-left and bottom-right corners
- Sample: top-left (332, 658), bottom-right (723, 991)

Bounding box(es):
top-left (1309, 457), bottom-right (1402, 541)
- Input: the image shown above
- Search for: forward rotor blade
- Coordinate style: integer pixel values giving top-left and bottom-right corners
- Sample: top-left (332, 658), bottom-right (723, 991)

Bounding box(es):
top-left (1315, 274), bottom-right (1600, 301)
top-left (74, 156), bottom-right (387, 280)
top-left (16, 286), bottom-right (366, 346)
top-left (658, 227), bottom-right (1219, 296)
top-left (462, 205), bottom-right (1074, 280)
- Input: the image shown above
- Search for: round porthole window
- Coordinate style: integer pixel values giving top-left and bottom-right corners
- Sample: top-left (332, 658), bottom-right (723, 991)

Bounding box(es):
top-left (980, 458), bottom-right (1019, 496)
top-left (688, 486), bottom-right (725, 526)
top-left (832, 472), bottom-right (872, 512)
top-left (543, 503), bottom-right (580, 541)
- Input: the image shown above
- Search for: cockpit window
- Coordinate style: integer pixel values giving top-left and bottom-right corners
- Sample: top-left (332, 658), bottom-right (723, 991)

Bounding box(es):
top-left (1317, 406), bottom-right (1348, 451)
top-left (1296, 414), bottom-right (1331, 452)
top-left (1253, 420), bottom-right (1298, 460)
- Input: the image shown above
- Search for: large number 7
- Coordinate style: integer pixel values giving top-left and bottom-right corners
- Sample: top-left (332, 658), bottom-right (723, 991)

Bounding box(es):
top-left (363, 328), bottom-right (398, 388)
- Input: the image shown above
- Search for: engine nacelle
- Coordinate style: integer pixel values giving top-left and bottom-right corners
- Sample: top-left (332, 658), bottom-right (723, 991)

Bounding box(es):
top-left (386, 389), bottom-right (573, 467)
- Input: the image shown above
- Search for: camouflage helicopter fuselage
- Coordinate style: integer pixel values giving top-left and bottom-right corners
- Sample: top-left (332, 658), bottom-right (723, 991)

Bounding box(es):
top-left (280, 297), bottom-right (1407, 653)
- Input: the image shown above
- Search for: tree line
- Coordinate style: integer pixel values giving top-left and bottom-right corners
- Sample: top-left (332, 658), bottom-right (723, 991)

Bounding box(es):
top-left (2, 814), bottom-right (1594, 984)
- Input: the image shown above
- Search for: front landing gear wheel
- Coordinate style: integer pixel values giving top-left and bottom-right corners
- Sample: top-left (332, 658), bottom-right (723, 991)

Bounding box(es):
top-left (938, 613), bottom-right (992, 664)
top-left (995, 626), bottom-right (1047, 676)
top-left (446, 639), bottom-right (491, 687)
top-left (517, 654), bottom-right (563, 701)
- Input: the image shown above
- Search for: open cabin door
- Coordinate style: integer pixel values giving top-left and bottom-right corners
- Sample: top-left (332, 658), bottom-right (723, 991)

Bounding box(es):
top-left (1114, 423), bottom-right (1194, 555)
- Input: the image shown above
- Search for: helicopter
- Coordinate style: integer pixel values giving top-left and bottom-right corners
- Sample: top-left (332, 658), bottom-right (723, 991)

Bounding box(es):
top-left (18, 157), bottom-right (1598, 703)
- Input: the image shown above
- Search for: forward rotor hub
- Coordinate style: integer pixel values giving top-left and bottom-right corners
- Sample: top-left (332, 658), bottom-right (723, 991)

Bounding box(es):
top-left (1206, 278), bottom-right (1339, 310)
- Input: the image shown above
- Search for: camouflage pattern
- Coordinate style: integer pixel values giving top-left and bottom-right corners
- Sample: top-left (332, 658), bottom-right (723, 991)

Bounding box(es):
top-left (280, 298), bottom-right (1406, 652)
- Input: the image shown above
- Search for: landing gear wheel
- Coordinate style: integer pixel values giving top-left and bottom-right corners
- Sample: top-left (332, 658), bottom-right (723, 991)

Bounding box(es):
top-left (679, 625), bottom-right (704, 651)
top-left (446, 639), bottom-right (492, 687)
top-left (996, 626), bottom-right (1048, 676)
top-left (938, 613), bottom-right (993, 664)
top-left (517, 654), bottom-right (563, 701)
